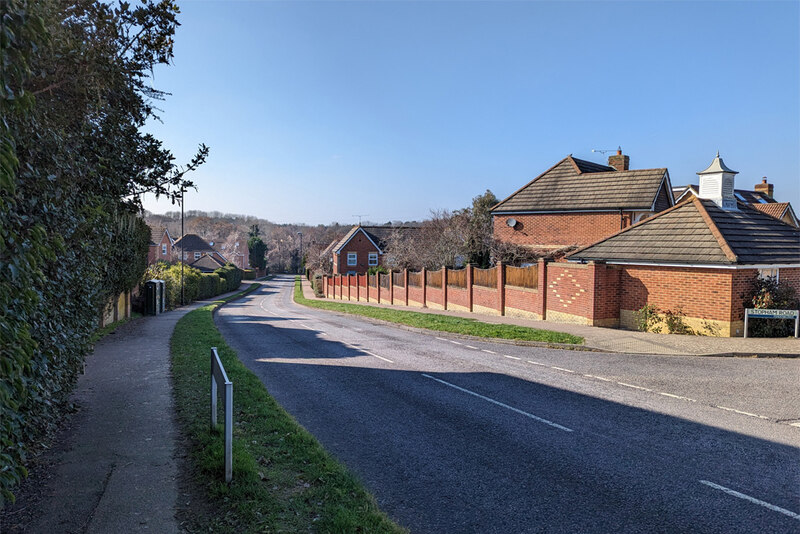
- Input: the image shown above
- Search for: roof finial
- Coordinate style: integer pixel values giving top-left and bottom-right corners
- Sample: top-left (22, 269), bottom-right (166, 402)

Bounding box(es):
top-left (716, 150), bottom-right (720, 158)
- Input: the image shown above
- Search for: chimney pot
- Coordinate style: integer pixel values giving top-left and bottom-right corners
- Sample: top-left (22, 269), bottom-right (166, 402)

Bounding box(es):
top-left (754, 177), bottom-right (774, 199)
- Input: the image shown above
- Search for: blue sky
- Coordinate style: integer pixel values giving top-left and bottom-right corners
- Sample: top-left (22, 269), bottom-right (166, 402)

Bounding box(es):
top-left (143, 1), bottom-right (800, 225)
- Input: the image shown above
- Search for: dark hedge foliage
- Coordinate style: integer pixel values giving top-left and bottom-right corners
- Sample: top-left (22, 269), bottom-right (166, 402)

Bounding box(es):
top-left (0, 0), bottom-right (206, 504)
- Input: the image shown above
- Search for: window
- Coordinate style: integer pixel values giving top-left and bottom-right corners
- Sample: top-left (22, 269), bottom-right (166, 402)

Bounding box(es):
top-left (194, 252), bottom-right (201, 260)
top-left (161, 244), bottom-right (167, 255)
top-left (758, 268), bottom-right (779, 282)
top-left (347, 253), bottom-right (357, 266)
top-left (368, 253), bottom-right (378, 266)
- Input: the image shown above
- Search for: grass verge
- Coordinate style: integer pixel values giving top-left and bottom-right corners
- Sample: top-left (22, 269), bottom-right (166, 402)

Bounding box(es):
top-left (294, 278), bottom-right (583, 345)
top-left (171, 283), bottom-right (405, 533)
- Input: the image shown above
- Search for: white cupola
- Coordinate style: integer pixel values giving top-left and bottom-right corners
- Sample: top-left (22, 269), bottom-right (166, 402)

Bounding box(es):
top-left (697, 152), bottom-right (738, 210)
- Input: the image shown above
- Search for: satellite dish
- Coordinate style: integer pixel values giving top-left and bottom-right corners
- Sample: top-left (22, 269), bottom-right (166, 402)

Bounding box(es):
top-left (506, 218), bottom-right (518, 228)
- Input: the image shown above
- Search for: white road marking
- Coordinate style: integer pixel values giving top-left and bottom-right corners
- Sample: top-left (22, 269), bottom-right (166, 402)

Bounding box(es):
top-left (504, 355), bottom-right (521, 360)
top-left (584, 374), bottom-right (612, 382)
top-left (482, 349), bottom-right (497, 354)
top-left (658, 392), bottom-right (696, 402)
top-left (300, 324), bottom-right (316, 330)
top-left (527, 360), bottom-right (546, 366)
top-left (617, 382), bottom-right (652, 392)
top-left (363, 350), bottom-right (394, 363)
top-left (551, 366), bottom-right (575, 373)
top-left (435, 337), bottom-right (449, 341)
top-left (422, 374), bottom-right (573, 432)
top-left (465, 345), bottom-right (479, 350)
top-left (699, 480), bottom-right (800, 521)
top-left (715, 406), bottom-right (770, 419)
top-left (450, 340), bottom-right (463, 345)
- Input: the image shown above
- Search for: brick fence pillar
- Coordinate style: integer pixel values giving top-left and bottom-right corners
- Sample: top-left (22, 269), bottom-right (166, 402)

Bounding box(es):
top-left (323, 275), bottom-right (327, 297)
top-left (537, 259), bottom-right (547, 320)
top-left (421, 267), bottom-right (427, 308)
top-left (497, 261), bottom-right (505, 316)
top-left (467, 264), bottom-right (473, 312)
top-left (442, 266), bottom-right (448, 311)
top-left (377, 273), bottom-right (381, 304)
top-left (389, 271), bottom-right (394, 305)
top-left (404, 268), bottom-right (409, 306)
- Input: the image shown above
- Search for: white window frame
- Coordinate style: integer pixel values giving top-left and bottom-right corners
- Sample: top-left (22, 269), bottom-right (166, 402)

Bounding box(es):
top-left (758, 268), bottom-right (779, 282)
top-left (162, 244), bottom-right (167, 255)
top-left (368, 252), bottom-right (378, 266)
top-left (347, 252), bottom-right (357, 266)
top-left (194, 252), bottom-right (202, 260)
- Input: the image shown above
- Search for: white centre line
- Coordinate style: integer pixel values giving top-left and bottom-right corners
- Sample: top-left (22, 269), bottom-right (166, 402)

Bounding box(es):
top-left (617, 382), bottom-right (652, 392)
top-left (584, 374), bottom-right (612, 382)
top-left (504, 355), bottom-right (522, 360)
top-left (527, 360), bottom-right (546, 366)
top-left (364, 350), bottom-right (394, 363)
top-left (435, 337), bottom-right (449, 341)
top-left (465, 345), bottom-right (479, 350)
top-left (482, 349), bottom-right (497, 354)
top-left (699, 480), bottom-right (800, 521)
top-left (715, 406), bottom-right (770, 419)
top-left (422, 374), bottom-right (573, 432)
top-left (551, 366), bottom-right (575, 373)
top-left (658, 392), bottom-right (696, 402)
top-left (450, 340), bottom-right (463, 346)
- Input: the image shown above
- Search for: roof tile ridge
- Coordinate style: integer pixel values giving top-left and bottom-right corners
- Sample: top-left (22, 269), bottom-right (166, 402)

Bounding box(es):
top-left (567, 155), bottom-right (584, 174)
top-left (566, 198), bottom-right (696, 259)
top-left (694, 198), bottom-right (737, 263)
top-left (491, 156), bottom-right (576, 211)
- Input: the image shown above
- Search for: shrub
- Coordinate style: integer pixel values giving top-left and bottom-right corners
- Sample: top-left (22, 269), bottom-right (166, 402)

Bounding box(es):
top-left (635, 304), bottom-right (662, 333)
top-left (742, 275), bottom-right (799, 337)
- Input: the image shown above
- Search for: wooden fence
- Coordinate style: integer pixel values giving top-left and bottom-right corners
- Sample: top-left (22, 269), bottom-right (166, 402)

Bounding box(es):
top-left (505, 264), bottom-right (538, 289)
top-left (408, 271), bottom-right (423, 287)
top-left (447, 268), bottom-right (467, 288)
top-left (392, 271), bottom-right (404, 287)
top-left (426, 269), bottom-right (443, 289)
top-left (473, 266), bottom-right (497, 288)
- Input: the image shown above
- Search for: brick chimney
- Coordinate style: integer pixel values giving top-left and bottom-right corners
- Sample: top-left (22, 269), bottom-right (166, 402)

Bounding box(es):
top-left (608, 148), bottom-right (630, 171)
top-left (754, 177), bottom-right (773, 199)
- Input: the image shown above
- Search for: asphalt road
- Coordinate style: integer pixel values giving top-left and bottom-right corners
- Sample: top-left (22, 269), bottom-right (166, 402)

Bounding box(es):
top-left (215, 275), bottom-right (800, 533)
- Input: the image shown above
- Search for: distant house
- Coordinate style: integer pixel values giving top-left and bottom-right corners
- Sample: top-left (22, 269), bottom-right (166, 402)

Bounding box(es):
top-left (491, 150), bottom-right (674, 252)
top-left (331, 225), bottom-right (417, 275)
top-left (567, 153), bottom-right (800, 336)
top-left (148, 227), bottom-right (174, 265)
top-left (188, 253), bottom-right (227, 273)
top-left (172, 234), bottom-right (227, 264)
top-left (216, 240), bottom-right (249, 269)
top-left (672, 177), bottom-right (798, 227)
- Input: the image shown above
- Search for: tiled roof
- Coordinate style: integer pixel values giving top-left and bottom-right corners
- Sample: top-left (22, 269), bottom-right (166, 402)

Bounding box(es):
top-left (749, 202), bottom-right (790, 220)
top-left (149, 226), bottom-right (167, 245)
top-left (172, 233), bottom-right (215, 251)
top-left (568, 198), bottom-right (800, 266)
top-left (492, 156), bottom-right (668, 213)
top-left (188, 254), bottom-right (227, 273)
top-left (333, 225), bottom-right (420, 254)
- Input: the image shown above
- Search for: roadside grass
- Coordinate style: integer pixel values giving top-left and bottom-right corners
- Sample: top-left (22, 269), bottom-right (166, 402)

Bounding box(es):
top-left (171, 283), bottom-right (405, 533)
top-left (294, 278), bottom-right (583, 345)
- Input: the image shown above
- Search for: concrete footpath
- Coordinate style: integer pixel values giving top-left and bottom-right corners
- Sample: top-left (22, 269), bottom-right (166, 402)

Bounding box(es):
top-left (301, 279), bottom-right (800, 357)
top-left (0, 287), bottom-right (246, 534)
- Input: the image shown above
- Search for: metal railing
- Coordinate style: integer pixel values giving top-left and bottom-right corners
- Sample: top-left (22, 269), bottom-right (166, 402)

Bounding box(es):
top-left (211, 347), bottom-right (233, 482)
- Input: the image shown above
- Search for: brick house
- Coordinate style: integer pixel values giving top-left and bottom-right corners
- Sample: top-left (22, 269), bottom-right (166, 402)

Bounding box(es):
top-left (188, 253), bottom-right (227, 273)
top-left (172, 234), bottom-right (228, 264)
top-left (215, 240), bottom-right (249, 269)
top-left (567, 154), bottom-right (800, 336)
top-left (491, 151), bottom-right (674, 253)
top-left (331, 225), bottom-right (417, 275)
top-left (673, 178), bottom-right (798, 227)
top-left (147, 227), bottom-right (174, 265)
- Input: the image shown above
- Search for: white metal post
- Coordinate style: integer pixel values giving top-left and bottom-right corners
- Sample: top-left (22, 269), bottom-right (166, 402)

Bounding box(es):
top-left (210, 347), bottom-right (233, 482)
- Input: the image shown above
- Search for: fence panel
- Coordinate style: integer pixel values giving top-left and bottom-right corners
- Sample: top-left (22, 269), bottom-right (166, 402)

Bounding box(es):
top-left (505, 264), bottom-right (538, 289)
top-left (369, 274), bottom-right (377, 288)
top-left (379, 272), bottom-right (390, 289)
top-left (408, 271), bottom-right (422, 287)
top-left (392, 271), bottom-right (404, 287)
top-left (426, 269), bottom-right (443, 288)
top-left (473, 266), bottom-right (497, 289)
top-left (447, 268), bottom-right (467, 288)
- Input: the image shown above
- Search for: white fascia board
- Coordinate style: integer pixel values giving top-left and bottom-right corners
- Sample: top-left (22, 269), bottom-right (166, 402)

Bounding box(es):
top-left (334, 227), bottom-right (383, 255)
top-left (567, 260), bottom-right (800, 270)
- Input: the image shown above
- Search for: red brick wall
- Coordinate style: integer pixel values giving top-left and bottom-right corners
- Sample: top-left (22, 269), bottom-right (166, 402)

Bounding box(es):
top-left (619, 266), bottom-right (735, 321)
top-left (504, 287), bottom-right (541, 314)
top-left (447, 286), bottom-right (469, 309)
top-left (473, 286), bottom-right (498, 311)
top-left (493, 212), bottom-right (629, 248)
top-left (591, 263), bottom-right (621, 322)
top-left (545, 263), bottom-right (594, 321)
top-left (408, 285), bottom-right (424, 305)
top-left (426, 286), bottom-right (443, 307)
top-left (334, 231), bottom-right (381, 274)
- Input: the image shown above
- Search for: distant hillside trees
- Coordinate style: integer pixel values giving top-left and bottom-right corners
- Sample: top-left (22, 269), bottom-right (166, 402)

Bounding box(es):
top-left (247, 225), bottom-right (268, 270)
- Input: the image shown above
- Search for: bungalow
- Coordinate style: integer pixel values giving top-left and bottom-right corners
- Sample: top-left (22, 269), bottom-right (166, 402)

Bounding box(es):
top-left (492, 150), bottom-right (674, 252)
top-left (567, 153), bottom-right (800, 336)
top-left (188, 253), bottom-right (227, 273)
